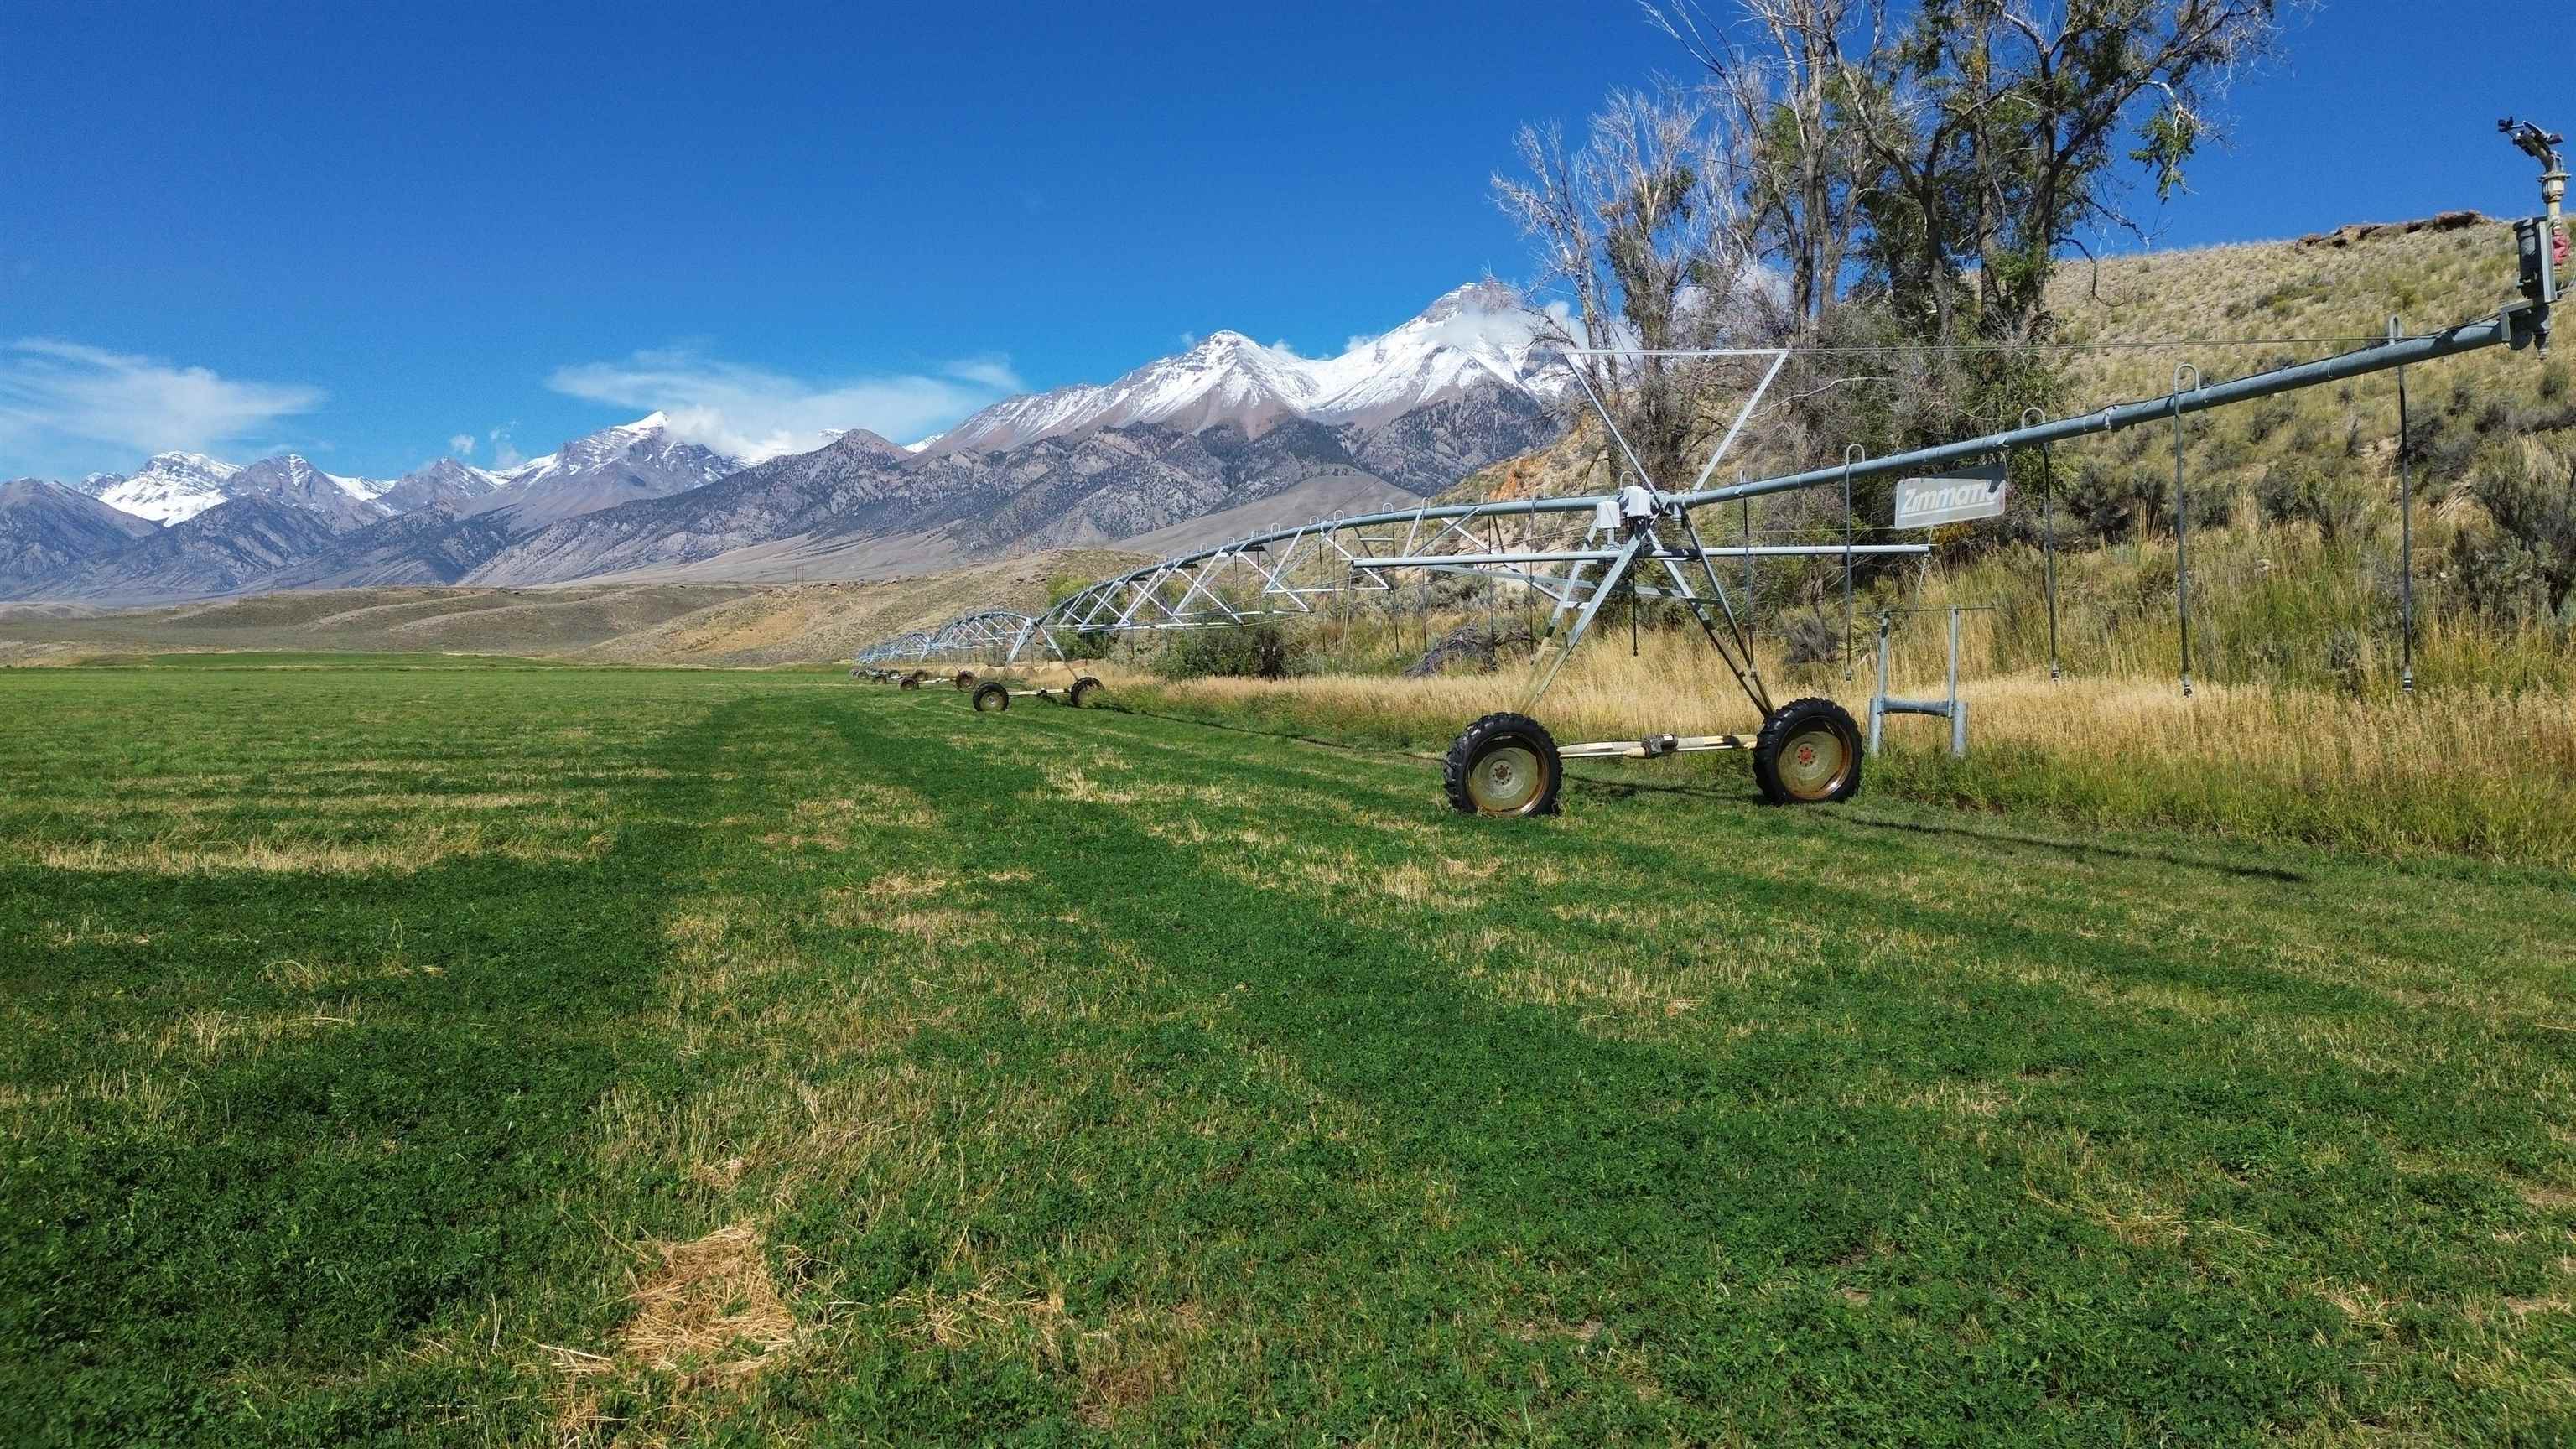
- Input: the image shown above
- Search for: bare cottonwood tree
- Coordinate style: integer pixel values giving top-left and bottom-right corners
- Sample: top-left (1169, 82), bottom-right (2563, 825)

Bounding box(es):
top-left (1493, 83), bottom-right (1762, 493)
top-left (1643, 0), bottom-right (1864, 332)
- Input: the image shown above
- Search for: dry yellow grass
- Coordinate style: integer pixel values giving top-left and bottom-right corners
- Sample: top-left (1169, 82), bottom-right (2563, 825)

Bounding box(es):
top-left (1123, 218), bottom-right (2576, 867)
top-left (1121, 621), bottom-right (2576, 866)
top-left (563, 1222), bottom-right (801, 1381)
top-left (24, 824), bottom-right (609, 876)
top-left (547, 1221), bottom-right (802, 1441)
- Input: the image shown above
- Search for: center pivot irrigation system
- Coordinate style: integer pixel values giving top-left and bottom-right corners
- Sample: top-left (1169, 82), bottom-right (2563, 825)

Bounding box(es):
top-left (859, 123), bottom-right (2566, 818)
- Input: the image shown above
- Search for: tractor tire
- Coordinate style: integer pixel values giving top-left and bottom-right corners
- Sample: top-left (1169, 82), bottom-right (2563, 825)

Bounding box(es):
top-left (1442, 712), bottom-right (1562, 818)
top-left (954, 671), bottom-right (978, 691)
top-left (1067, 676), bottom-right (1103, 709)
top-left (972, 681), bottom-right (1011, 713)
top-left (1752, 697), bottom-right (1863, 805)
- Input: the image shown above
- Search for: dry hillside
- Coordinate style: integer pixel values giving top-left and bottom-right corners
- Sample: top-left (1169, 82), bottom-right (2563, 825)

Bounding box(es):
top-left (1457, 214), bottom-right (2561, 507)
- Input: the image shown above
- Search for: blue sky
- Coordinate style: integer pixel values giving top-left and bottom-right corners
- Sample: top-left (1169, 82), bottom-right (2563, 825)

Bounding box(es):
top-left (0, 0), bottom-right (2559, 482)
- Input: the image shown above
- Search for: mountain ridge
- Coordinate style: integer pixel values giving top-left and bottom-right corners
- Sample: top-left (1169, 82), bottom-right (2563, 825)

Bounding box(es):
top-left (921, 281), bottom-right (1559, 454)
top-left (0, 283), bottom-right (1567, 602)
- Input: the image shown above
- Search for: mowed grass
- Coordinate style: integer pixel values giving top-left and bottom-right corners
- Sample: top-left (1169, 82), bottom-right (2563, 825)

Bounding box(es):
top-left (3, 666), bottom-right (2573, 1446)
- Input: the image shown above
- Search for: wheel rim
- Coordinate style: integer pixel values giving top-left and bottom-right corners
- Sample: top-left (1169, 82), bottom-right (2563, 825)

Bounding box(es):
top-left (1778, 724), bottom-right (1851, 801)
top-left (1467, 742), bottom-right (1545, 814)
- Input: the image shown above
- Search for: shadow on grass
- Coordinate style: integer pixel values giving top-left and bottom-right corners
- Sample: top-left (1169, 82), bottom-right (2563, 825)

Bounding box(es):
top-left (1839, 812), bottom-right (2311, 884)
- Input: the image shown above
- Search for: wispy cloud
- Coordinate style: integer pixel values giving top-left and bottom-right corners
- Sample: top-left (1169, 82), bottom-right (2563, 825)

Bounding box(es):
top-left (941, 356), bottom-right (1021, 392)
top-left (544, 348), bottom-right (1026, 460)
top-left (447, 432), bottom-right (475, 457)
top-left (487, 425), bottom-right (522, 469)
top-left (0, 338), bottom-right (324, 478)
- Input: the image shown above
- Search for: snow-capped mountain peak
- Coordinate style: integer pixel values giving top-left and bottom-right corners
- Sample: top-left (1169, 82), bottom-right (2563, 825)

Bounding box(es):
top-left (496, 412), bottom-right (696, 488)
top-left (325, 468), bottom-right (397, 501)
top-left (143, 450), bottom-right (244, 480)
top-left (80, 450), bottom-right (246, 525)
top-left (920, 283), bottom-right (1561, 455)
top-left (1304, 281), bottom-right (1557, 428)
top-left (460, 414), bottom-right (740, 531)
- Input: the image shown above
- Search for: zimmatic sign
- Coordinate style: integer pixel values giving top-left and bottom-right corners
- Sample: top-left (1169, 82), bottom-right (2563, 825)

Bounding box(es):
top-left (1893, 462), bottom-right (2008, 528)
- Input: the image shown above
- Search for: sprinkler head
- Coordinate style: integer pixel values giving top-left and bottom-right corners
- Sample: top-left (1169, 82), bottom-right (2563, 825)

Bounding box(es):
top-left (2501, 117), bottom-right (2565, 169)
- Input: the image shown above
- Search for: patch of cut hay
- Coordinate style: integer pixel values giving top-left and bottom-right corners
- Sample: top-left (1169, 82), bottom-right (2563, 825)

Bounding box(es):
top-left (543, 1221), bottom-right (798, 1442)
top-left (615, 1221), bottom-right (796, 1378)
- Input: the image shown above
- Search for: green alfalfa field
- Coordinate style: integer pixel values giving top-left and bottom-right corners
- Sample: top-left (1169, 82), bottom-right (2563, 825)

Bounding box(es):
top-left (4, 657), bottom-right (2573, 1446)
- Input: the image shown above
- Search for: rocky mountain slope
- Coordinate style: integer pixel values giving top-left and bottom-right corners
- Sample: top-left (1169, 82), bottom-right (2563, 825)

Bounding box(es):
top-left (463, 411), bottom-right (737, 530)
top-left (460, 382), bottom-right (1555, 588)
top-left (258, 504), bottom-right (526, 590)
top-left (33, 495), bottom-right (350, 600)
top-left (0, 479), bottom-right (158, 577)
top-left (374, 459), bottom-right (506, 515)
top-left (225, 454), bottom-right (394, 533)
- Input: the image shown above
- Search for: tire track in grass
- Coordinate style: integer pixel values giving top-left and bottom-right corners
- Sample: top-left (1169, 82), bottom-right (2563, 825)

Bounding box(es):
top-left (811, 689), bottom-right (2573, 1445)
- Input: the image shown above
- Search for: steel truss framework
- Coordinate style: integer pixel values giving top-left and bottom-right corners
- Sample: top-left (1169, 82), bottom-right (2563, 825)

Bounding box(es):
top-left (857, 349), bottom-right (1932, 712)
top-left (854, 609), bottom-right (1039, 668)
top-left (860, 293), bottom-right (2552, 681)
top-left (858, 135), bottom-right (2561, 812)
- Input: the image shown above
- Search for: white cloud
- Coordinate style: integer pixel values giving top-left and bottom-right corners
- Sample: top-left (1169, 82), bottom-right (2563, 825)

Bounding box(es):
top-left (488, 425), bottom-right (522, 469)
top-left (941, 356), bottom-right (1021, 392)
top-left (0, 338), bottom-right (324, 478)
top-left (544, 348), bottom-right (1026, 461)
top-left (447, 433), bottom-right (475, 457)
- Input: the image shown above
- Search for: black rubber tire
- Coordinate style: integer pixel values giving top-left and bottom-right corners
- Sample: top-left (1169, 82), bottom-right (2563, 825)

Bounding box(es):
top-left (1067, 676), bottom-right (1102, 709)
top-left (1442, 712), bottom-right (1563, 818)
top-left (899, 675), bottom-right (921, 691)
top-left (954, 671), bottom-right (978, 691)
top-left (1752, 697), bottom-right (1864, 805)
top-left (972, 681), bottom-right (1011, 713)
